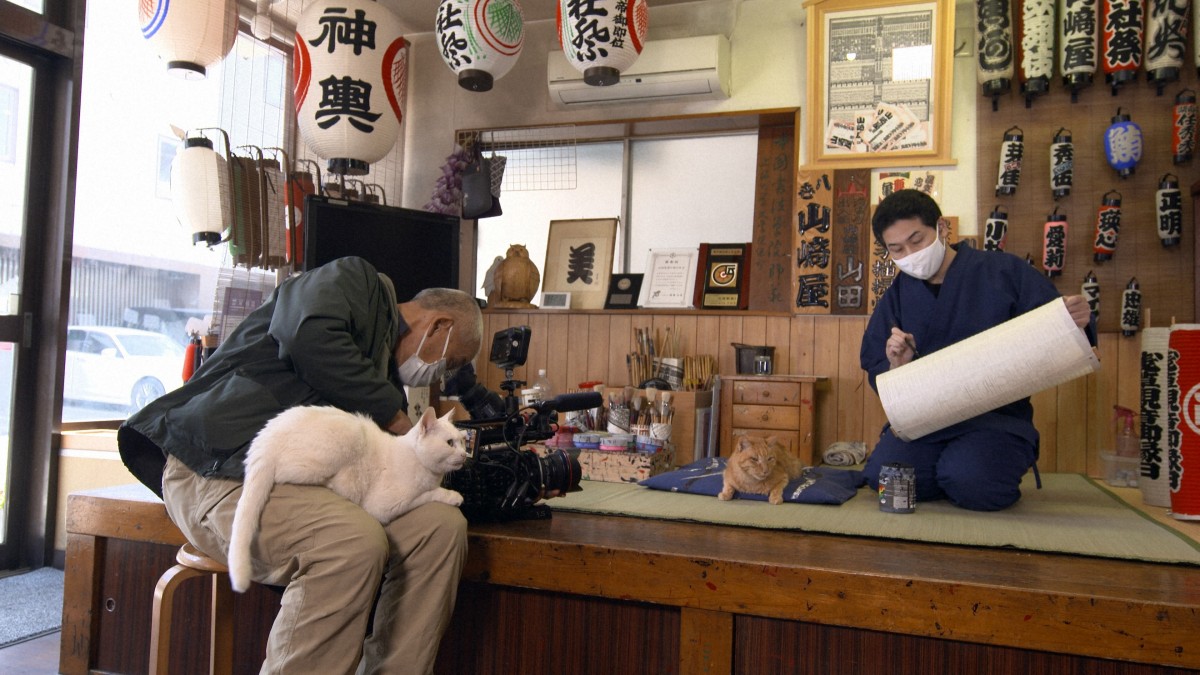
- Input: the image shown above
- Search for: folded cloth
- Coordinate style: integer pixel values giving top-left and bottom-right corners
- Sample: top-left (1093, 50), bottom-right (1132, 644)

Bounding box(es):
top-left (639, 457), bottom-right (864, 505)
top-left (823, 441), bottom-right (868, 466)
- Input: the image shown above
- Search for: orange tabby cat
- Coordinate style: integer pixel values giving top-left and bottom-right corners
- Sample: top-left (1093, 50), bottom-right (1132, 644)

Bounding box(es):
top-left (718, 435), bottom-right (804, 505)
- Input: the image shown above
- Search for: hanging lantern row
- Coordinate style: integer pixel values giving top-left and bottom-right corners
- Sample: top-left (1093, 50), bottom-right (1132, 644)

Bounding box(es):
top-left (294, 0), bottom-right (408, 176)
top-left (139, 0), bottom-right (238, 80)
top-left (1049, 127), bottom-right (1073, 198)
top-left (558, 0), bottom-right (649, 86)
top-left (1042, 206), bottom-right (1068, 277)
top-left (1092, 189), bottom-right (1122, 262)
top-left (976, 0), bottom-right (1198, 106)
top-left (435, 0), bottom-right (526, 92)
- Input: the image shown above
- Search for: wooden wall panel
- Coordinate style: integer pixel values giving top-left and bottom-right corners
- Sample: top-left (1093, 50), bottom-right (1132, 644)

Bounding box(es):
top-left (477, 310), bottom-right (1137, 477)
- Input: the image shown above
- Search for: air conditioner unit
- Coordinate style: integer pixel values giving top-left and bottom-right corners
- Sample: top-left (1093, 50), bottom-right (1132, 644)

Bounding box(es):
top-left (548, 35), bottom-right (731, 106)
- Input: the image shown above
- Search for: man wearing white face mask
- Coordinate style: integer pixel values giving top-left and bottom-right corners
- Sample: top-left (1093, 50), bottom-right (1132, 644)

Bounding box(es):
top-left (859, 190), bottom-right (1092, 511)
top-left (119, 256), bottom-right (483, 674)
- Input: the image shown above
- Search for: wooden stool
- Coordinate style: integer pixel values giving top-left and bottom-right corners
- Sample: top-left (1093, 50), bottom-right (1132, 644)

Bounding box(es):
top-left (149, 542), bottom-right (235, 675)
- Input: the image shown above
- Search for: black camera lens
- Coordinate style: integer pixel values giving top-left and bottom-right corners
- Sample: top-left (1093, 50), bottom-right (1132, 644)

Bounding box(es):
top-left (537, 448), bottom-right (582, 496)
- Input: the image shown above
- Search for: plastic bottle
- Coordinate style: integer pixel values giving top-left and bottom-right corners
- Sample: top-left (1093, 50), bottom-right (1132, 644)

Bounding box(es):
top-left (1114, 405), bottom-right (1138, 458)
top-left (531, 369), bottom-right (555, 403)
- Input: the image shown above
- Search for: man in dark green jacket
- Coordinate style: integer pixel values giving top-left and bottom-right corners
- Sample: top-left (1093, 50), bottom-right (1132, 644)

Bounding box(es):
top-left (119, 256), bottom-right (483, 675)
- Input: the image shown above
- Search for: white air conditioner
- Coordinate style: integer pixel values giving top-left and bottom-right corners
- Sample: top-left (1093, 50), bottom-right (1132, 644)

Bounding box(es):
top-left (548, 35), bottom-right (731, 106)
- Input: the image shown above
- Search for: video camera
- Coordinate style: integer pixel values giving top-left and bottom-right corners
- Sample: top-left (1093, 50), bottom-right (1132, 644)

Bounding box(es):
top-left (446, 326), bottom-right (597, 522)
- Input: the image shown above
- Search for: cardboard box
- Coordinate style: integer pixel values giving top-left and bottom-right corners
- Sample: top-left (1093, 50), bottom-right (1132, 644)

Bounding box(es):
top-left (577, 447), bottom-right (675, 483)
top-left (598, 387), bottom-right (713, 467)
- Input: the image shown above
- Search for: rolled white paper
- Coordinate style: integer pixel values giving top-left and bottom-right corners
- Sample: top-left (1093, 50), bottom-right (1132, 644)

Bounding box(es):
top-left (877, 299), bottom-right (1100, 441)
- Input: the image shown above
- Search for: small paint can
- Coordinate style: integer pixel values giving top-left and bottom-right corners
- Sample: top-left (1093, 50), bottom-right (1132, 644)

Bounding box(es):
top-left (878, 462), bottom-right (916, 513)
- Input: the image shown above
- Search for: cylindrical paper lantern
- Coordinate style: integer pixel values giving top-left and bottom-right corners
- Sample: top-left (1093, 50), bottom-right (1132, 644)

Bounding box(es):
top-left (557, 0), bottom-right (649, 86)
top-left (1167, 324), bottom-right (1200, 519)
top-left (1140, 327), bottom-right (1172, 507)
top-left (1042, 208), bottom-right (1067, 277)
top-left (1082, 269), bottom-right (1100, 315)
top-left (1092, 189), bottom-right (1122, 261)
top-left (1058, 0), bottom-right (1098, 100)
top-left (1144, 0), bottom-right (1189, 94)
top-left (1049, 127), bottom-right (1073, 198)
top-left (1100, 0), bottom-right (1143, 94)
top-left (294, 0), bottom-right (408, 176)
top-left (1174, 89), bottom-right (1197, 164)
top-left (171, 135), bottom-right (232, 246)
top-left (984, 205), bottom-right (1010, 251)
top-left (1121, 277), bottom-right (1141, 336)
top-left (977, 0), bottom-right (1016, 110)
top-left (1156, 173), bottom-right (1183, 247)
top-left (996, 126), bottom-right (1024, 195)
top-left (140, 0), bottom-right (238, 79)
top-left (1104, 108), bottom-right (1143, 177)
top-left (435, 0), bottom-right (525, 92)
top-left (1016, 0), bottom-right (1056, 106)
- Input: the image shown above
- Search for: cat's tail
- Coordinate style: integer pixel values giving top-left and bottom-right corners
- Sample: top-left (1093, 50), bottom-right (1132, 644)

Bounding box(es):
top-left (227, 457), bottom-right (273, 593)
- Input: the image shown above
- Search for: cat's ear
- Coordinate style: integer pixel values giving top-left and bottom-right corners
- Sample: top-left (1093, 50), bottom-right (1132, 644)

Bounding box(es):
top-left (439, 408), bottom-right (457, 424)
top-left (417, 406), bottom-right (438, 436)
top-left (736, 436), bottom-right (752, 453)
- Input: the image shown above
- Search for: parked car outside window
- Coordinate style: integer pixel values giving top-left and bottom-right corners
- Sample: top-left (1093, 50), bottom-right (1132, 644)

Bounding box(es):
top-left (64, 326), bottom-right (185, 412)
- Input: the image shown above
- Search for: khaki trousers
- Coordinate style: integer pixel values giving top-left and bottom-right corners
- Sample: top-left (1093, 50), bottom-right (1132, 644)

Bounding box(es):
top-left (162, 455), bottom-right (467, 675)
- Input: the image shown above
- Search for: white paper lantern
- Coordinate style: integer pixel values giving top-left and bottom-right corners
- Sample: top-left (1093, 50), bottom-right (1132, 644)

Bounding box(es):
top-left (975, 0), bottom-right (1015, 110)
top-left (171, 136), bottom-right (233, 246)
top-left (436, 0), bottom-right (526, 92)
top-left (557, 0), bottom-right (649, 86)
top-left (294, 0), bottom-right (408, 175)
top-left (1058, 0), bottom-right (1097, 99)
top-left (139, 0), bottom-right (238, 80)
top-left (1016, 0), bottom-right (1056, 105)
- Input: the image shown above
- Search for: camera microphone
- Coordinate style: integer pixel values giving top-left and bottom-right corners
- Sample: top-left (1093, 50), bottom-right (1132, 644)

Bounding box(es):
top-left (534, 391), bottom-right (603, 414)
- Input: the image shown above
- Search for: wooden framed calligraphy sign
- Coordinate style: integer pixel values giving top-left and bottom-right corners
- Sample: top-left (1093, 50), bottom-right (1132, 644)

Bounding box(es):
top-left (803, 0), bottom-right (956, 169)
top-left (542, 218), bottom-right (618, 310)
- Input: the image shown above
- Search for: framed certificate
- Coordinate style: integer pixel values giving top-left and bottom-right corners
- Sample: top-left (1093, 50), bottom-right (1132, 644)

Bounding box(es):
top-left (640, 248), bottom-right (699, 308)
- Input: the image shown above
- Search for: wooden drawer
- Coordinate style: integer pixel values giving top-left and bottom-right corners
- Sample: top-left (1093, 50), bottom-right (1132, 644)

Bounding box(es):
top-left (731, 404), bottom-right (800, 430)
top-left (731, 429), bottom-right (798, 454)
top-left (732, 381), bottom-right (802, 406)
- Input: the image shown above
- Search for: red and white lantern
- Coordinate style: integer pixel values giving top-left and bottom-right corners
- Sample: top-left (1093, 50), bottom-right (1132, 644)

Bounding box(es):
top-left (294, 0), bottom-right (408, 176)
top-left (139, 0), bottom-right (238, 80)
top-left (1100, 0), bottom-right (1143, 94)
top-left (1058, 0), bottom-right (1098, 100)
top-left (557, 0), bottom-right (649, 86)
top-left (1042, 207), bottom-right (1068, 277)
top-left (171, 134), bottom-right (233, 246)
top-left (1015, 0), bottom-right (1056, 106)
top-left (435, 0), bottom-right (526, 92)
top-left (1144, 0), bottom-right (1189, 94)
top-left (1092, 189), bottom-right (1122, 262)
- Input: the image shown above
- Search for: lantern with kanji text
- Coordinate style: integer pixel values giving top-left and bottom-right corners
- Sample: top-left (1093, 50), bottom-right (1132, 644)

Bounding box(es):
top-left (557, 0), bottom-right (649, 86)
top-left (1050, 127), bottom-right (1073, 198)
top-left (1016, 0), bottom-right (1056, 106)
top-left (996, 126), bottom-right (1024, 195)
top-left (1144, 0), bottom-right (1189, 94)
top-left (1120, 277), bottom-right (1141, 336)
top-left (1104, 108), bottom-right (1142, 177)
top-left (1100, 0), bottom-right (1143, 94)
top-left (435, 0), bottom-right (525, 92)
top-left (984, 205), bottom-right (1009, 251)
top-left (976, 0), bottom-right (1016, 110)
top-left (1092, 189), bottom-right (1122, 261)
top-left (1156, 173), bottom-right (1183, 247)
top-left (1174, 89), bottom-right (1197, 163)
top-left (1042, 206), bottom-right (1068, 277)
top-left (1082, 269), bottom-right (1100, 316)
top-left (1059, 0), bottom-right (1098, 100)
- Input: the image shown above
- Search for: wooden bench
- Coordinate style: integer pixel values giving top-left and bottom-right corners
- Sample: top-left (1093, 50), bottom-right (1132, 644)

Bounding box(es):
top-left (63, 484), bottom-right (1200, 674)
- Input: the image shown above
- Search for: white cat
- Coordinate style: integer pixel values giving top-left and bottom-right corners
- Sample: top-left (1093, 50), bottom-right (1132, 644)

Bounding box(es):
top-left (227, 405), bottom-right (469, 592)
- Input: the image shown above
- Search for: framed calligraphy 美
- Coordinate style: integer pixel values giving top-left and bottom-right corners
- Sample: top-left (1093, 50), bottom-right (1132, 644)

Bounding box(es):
top-left (542, 218), bottom-right (619, 310)
top-left (803, 0), bottom-right (956, 169)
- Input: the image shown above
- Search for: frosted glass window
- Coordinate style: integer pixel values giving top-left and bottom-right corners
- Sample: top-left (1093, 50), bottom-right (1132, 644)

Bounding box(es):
top-left (627, 133), bottom-right (756, 272)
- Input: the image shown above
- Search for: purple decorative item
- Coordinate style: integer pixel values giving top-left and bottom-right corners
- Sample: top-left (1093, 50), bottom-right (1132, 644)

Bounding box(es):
top-left (1104, 108), bottom-right (1142, 178)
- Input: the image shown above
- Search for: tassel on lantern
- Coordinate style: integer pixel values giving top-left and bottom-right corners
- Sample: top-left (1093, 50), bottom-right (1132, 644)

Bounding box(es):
top-left (1100, 0), bottom-right (1143, 95)
top-left (1043, 207), bottom-right (1067, 278)
top-left (1144, 0), bottom-right (1189, 95)
top-left (1050, 127), bottom-right (1073, 199)
top-left (1156, 173), bottom-right (1183, 247)
top-left (558, 0), bottom-right (649, 86)
top-left (1120, 277), bottom-right (1141, 336)
top-left (1174, 90), bottom-right (1197, 164)
top-left (1016, 0), bottom-right (1056, 107)
top-left (1092, 189), bottom-right (1122, 262)
top-left (1082, 269), bottom-right (1100, 317)
top-left (294, 0), bottom-right (408, 176)
top-left (996, 126), bottom-right (1024, 195)
top-left (984, 205), bottom-right (1010, 251)
top-left (1059, 0), bottom-right (1098, 101)
top-left (976, 0), bottom-right (1016, 110)
top-left (1104, 108), bottom-right (1143, 177)
top-left (435, 0), bottom-right (525, 92)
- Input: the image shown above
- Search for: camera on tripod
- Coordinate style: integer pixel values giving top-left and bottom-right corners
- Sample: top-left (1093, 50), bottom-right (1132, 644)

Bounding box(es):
top-left (447, 326), bottom-right (598, 522)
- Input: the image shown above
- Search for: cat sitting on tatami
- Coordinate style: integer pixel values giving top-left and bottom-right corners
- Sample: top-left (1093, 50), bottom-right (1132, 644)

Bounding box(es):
top-left (227, 405), bottom-right (469, 592)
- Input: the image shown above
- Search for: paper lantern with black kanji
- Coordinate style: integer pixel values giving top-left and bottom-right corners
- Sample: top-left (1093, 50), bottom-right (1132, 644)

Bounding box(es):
top-left (1058, 0), bottom-right (1098, 100)
top-left (294, 0), bottom-right (408, 176)
top-left (435, 0), bottom-right (526, 92)
top-left (976, 0), bottom-right (1016, 109)
top-left (139, 0), bottom-right (238, 80)
top-left (557, 0), bottom-right (649, 86)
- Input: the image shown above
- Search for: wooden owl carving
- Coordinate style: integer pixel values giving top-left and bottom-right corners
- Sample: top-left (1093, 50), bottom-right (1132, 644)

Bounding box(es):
top-left (489, 244), bottom-right (541, 309)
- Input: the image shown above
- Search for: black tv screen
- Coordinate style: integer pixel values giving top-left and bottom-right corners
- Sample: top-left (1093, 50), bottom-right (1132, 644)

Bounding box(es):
top-left (303, 195), bottom-right (461, 302)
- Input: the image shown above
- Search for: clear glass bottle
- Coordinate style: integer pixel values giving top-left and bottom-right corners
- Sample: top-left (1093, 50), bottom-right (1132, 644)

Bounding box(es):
top-left (531, 368), bottom-right (554, 402)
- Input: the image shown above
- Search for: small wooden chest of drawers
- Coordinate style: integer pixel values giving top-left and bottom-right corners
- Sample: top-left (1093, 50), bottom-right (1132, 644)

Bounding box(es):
top-left (718, 374), bottom-right (825, 466)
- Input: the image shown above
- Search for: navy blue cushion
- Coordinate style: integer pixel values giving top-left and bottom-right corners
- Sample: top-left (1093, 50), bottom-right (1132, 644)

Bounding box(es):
top-left (639, 457), bottom-right (865, 505)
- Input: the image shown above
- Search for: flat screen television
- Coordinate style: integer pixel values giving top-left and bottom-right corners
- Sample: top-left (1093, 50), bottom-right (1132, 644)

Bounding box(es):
top-left (303, 195), bottom-right (461, 302)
